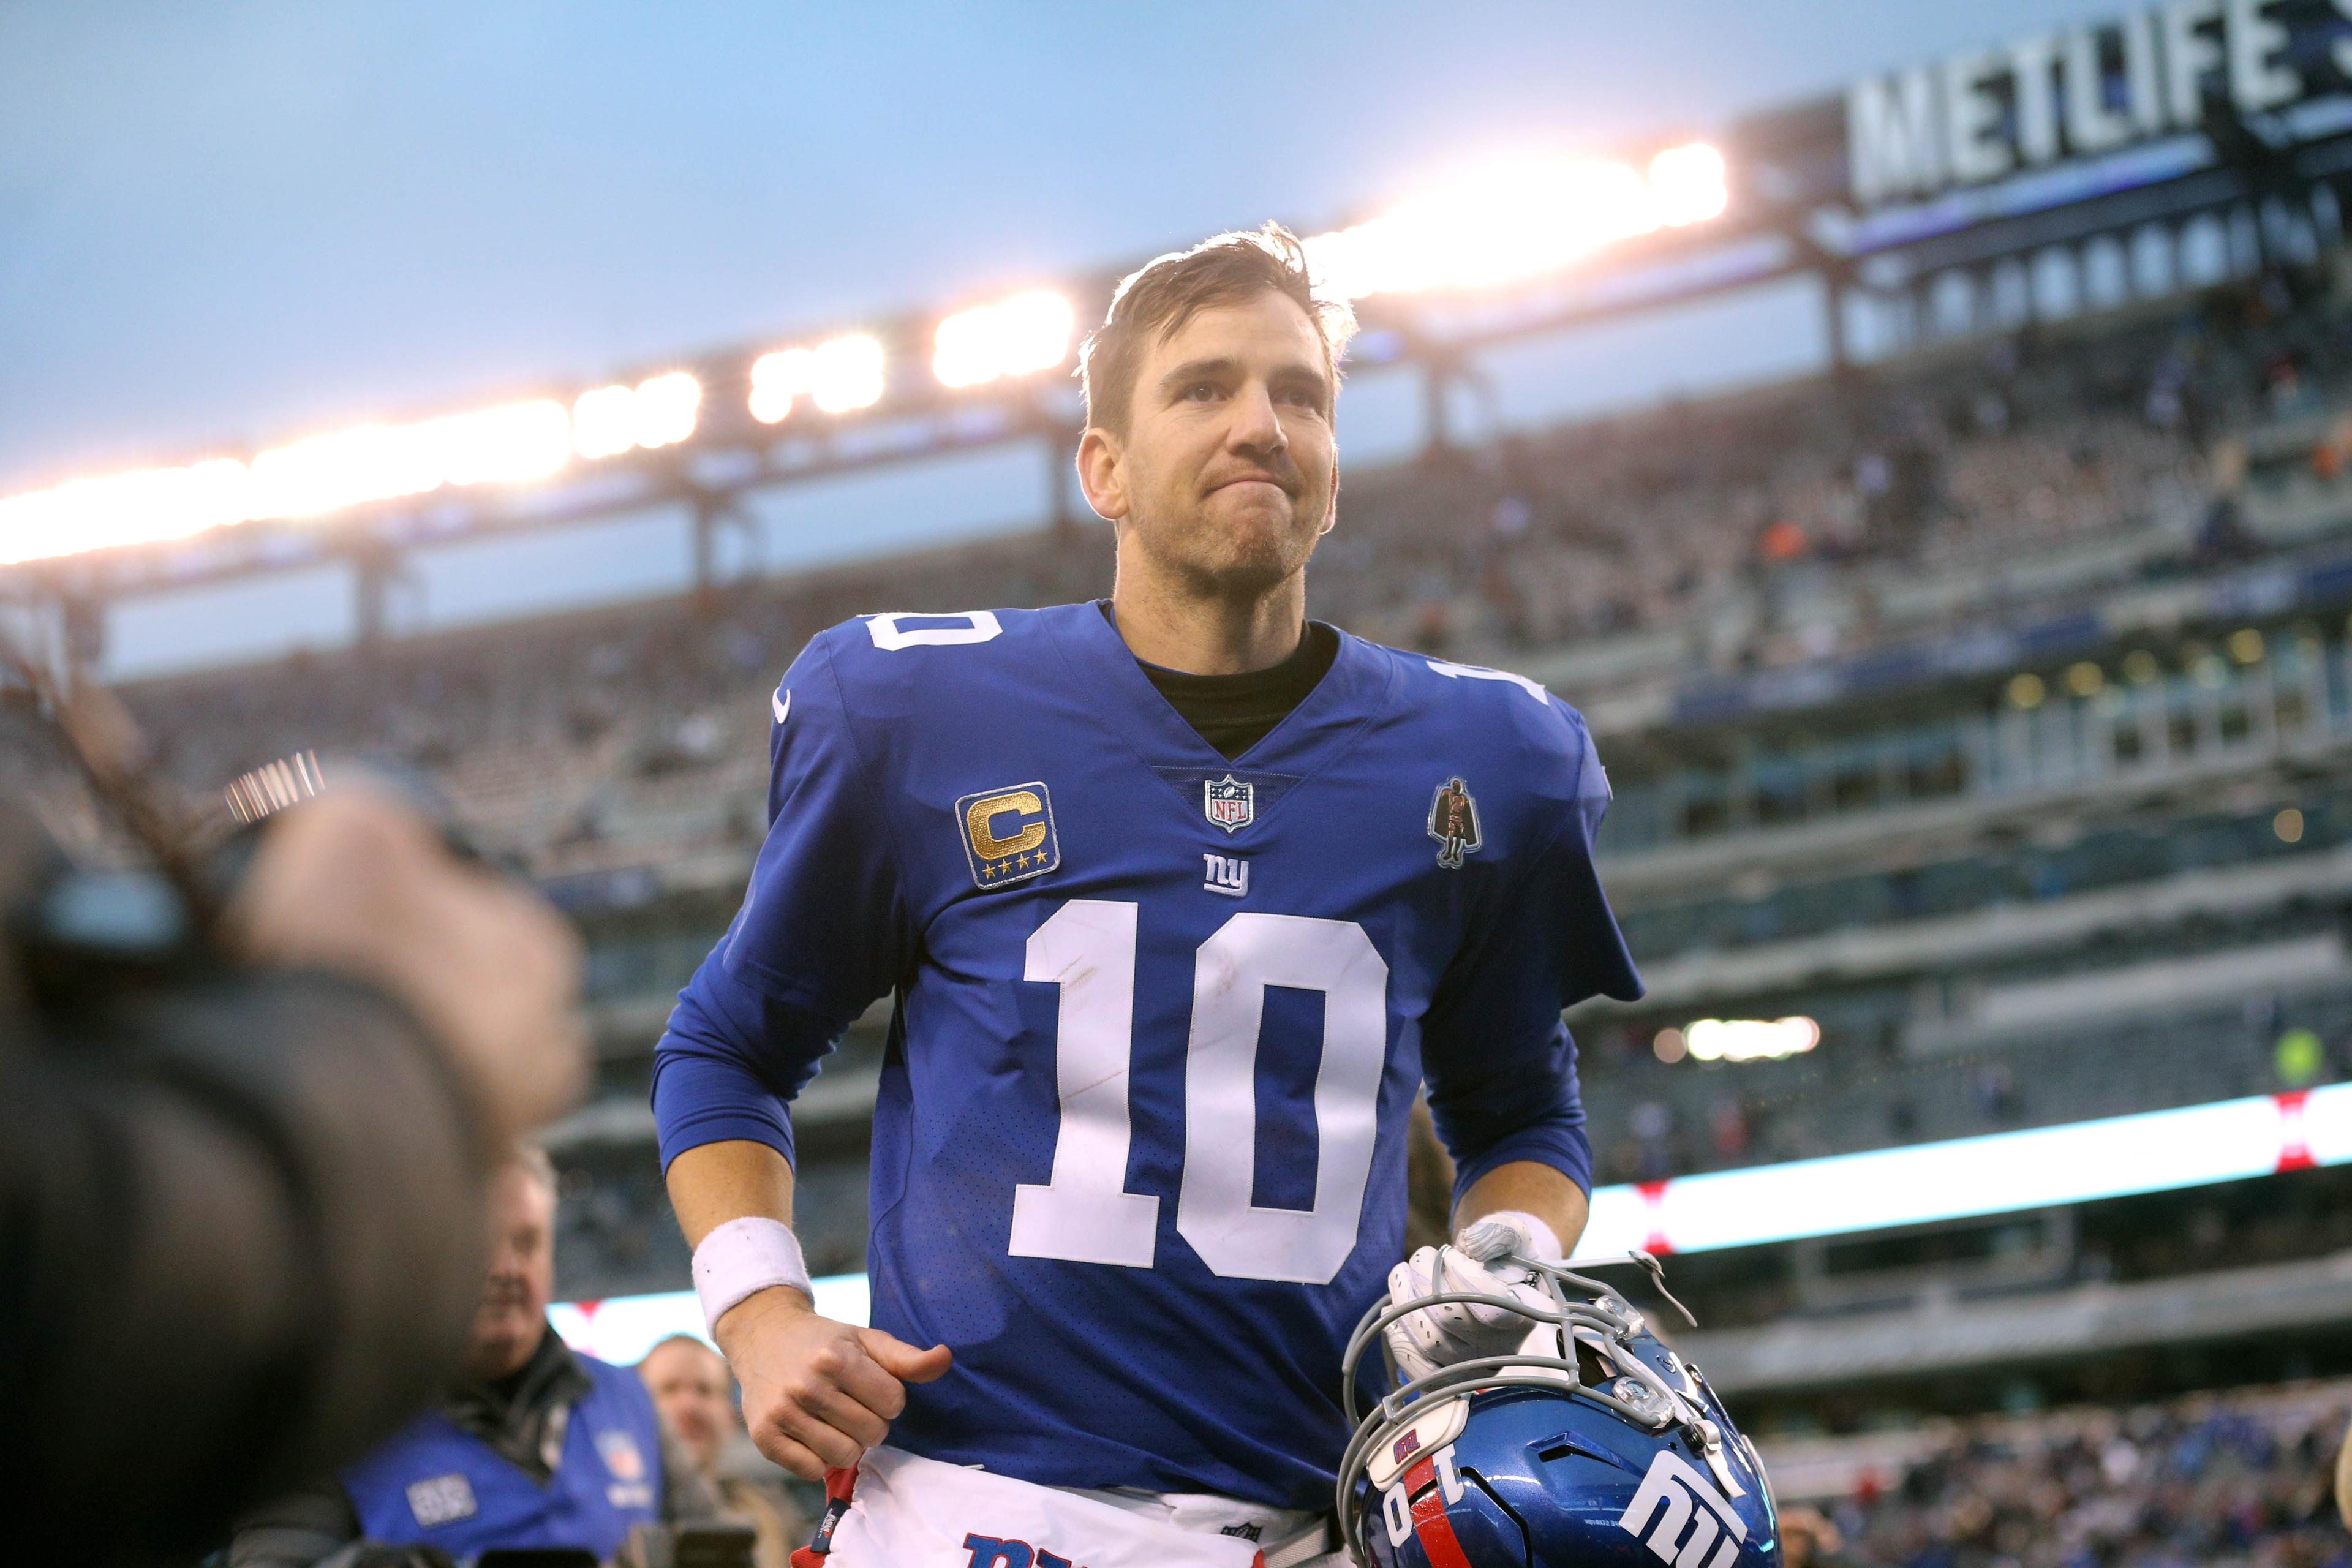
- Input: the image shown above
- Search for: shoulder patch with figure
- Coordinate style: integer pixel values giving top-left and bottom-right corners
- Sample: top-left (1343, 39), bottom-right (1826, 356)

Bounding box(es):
top-left (957, 782), bottom-right (1061, 889)
top-left (1428, 776), bottom-right (1482, 869)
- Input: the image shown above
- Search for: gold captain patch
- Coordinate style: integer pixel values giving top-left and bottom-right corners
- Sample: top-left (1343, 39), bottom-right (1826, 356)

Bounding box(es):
top-left (956, 782), bottom-right (1061, 890)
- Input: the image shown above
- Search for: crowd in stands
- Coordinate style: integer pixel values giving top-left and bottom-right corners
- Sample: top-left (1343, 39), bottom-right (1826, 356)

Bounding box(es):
top-left (27, 260), bottom-right (2352, 1321)
top-left (1801, 1381), bottom-right (2352, 1568)
top-left (10, 265), bottom-right (2343, 887)
top-left (1580, 976), bottom-right (2352, 1186)
top-left (1315, 263), bottom-right (2352, 666)
top-left (1613, 783), bottom-right (2352, 956)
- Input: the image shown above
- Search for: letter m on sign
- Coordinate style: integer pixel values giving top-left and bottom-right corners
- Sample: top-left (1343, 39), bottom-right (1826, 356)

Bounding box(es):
top-left (1618, 1450), bottom-right (1747, 1568)
top-left (1847, 66), bottom-right (1942, 205)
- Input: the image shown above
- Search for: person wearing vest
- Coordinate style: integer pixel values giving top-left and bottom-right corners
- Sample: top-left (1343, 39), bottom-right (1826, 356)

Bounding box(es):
top-left (229, 1151), bottom-right (721, 1567)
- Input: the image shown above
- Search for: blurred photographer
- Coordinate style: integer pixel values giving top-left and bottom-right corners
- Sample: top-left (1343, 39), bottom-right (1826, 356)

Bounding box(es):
top-left (1, 783), bottom-right (587, 1568)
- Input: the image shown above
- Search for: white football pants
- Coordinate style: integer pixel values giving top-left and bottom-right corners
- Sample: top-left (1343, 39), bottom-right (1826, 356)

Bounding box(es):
top-left (815, 1445), bottom-right (1344, 1568)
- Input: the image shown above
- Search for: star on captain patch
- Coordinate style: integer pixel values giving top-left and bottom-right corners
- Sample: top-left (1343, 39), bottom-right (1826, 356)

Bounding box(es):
top-left (956, 782), bottom-right (1061, 890)
top-left (1203, 774), bottom-right (1254, 833)
top-left (1428, 776), bottom-right (1482, 869)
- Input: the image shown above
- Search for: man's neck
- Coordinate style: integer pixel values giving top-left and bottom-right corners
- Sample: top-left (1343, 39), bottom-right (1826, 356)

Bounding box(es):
top-left (1109, 563), bottom-right (1307, 676)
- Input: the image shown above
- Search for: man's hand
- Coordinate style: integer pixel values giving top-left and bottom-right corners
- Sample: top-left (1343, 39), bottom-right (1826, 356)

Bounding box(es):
top-left (717, 1286), bottom-right (951, 1480)
top-left (228, 784), bottom-right (587, 1143)
top-left (1382, 1242), bottom-right (1555, 1384)
top-left (1382, 1207), bottom-right (1570, 1383)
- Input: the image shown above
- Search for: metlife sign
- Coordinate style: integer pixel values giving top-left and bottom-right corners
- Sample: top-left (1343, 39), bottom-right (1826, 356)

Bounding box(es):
top-left (1847, 0), bottom-right (2352, 207)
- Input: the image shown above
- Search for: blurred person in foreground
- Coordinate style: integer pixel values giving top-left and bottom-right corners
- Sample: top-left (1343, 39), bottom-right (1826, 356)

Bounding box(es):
top-left (639, 1335), bottom-right (808, 1568)
top-left (1, 785), bottom-right (586, 1568)
top-left (231, 1150), bottom-right (722, 1567)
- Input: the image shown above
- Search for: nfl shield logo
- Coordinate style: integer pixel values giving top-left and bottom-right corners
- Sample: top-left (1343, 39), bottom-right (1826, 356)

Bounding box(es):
top-left (1204, 775), bottom-right (1254, 833)
top-left (596, 1429), bottom-right (646, 1482)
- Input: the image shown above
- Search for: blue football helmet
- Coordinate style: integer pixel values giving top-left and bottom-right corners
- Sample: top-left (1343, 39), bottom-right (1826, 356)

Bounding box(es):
top-left (1337, 1253), bottom-right (1779, 1568)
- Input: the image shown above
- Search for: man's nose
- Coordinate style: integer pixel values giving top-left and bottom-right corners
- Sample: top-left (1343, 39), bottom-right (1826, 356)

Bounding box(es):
top-left (1226, 381), bottom-right (1286, 458)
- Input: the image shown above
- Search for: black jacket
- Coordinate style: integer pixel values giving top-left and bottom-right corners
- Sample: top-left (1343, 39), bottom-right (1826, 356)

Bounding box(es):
top-left (0, 805), bottom-right (497, 1567)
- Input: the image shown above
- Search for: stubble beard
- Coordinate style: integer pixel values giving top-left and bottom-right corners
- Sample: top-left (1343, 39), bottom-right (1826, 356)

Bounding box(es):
top-left (1131, 488), bottom-right (1321, 603)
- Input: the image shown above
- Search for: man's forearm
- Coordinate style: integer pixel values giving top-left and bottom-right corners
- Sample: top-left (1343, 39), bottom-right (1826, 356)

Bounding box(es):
top-left (1455, 1159), bottom-right (1589, 1258)
top-left (666, 1139), bottom-right (804, 1290)
top-left (668, 1137), bottom-right (951, 1480)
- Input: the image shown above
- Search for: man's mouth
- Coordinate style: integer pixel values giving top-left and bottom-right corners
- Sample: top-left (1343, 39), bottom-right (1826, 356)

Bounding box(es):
top-left (1211, 473), bottom-right (1289, 496)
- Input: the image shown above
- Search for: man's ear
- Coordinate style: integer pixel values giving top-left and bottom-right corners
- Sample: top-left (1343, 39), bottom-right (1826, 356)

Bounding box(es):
top-left (1317, 462), bottom-right (1340, 537)
top-left (1076, 427), bottom-right (1128, 523)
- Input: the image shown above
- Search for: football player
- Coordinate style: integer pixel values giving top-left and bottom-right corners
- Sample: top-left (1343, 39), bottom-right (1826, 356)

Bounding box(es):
top-left (652, 225), bottom-right (1642, 1567)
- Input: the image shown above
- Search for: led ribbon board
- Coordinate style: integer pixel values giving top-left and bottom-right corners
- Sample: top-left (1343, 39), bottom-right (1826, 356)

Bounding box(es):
top-left (551, 1086), bottom-right (2351, 1362)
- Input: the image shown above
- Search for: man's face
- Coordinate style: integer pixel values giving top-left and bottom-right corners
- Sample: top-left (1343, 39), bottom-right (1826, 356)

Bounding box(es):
top-left (639, 1339), bottom-right (737, 1474)
top-left (1085, 292), bottom-right (1338, 597)
top-left (465, 1163), bottom-right (556, 1381)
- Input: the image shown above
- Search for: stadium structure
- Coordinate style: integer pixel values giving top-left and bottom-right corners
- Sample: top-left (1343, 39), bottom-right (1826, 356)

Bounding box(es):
top-left (21, 6), bottom-right (2352, 1559)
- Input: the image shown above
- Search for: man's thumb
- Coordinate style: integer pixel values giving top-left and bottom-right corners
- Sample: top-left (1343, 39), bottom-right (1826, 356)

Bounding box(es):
top-left (858, 1327), bottom-right (954, 1382)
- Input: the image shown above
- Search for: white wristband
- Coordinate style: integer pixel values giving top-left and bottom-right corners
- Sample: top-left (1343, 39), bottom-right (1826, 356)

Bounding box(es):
top-left (1453, 1209), bottom-right (1564, 1267)
top-left (693, 1217), bottom-right (813, 1336)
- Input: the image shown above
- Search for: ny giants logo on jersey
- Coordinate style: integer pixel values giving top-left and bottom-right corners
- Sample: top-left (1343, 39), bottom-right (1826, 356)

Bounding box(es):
top-left (1201, 853), bottom-right (1249, 898)
top-left (956, 782), bottom-right (1061, 891)
top-left (1618, 1450), bottom-right (1749, 1568)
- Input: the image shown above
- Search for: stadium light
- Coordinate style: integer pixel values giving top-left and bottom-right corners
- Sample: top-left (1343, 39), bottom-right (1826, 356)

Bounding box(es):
top-left (0, 399), bottom-right (574, 567)
top-left (750, 333), bottom-right (886, 423)
top-left (248, 399), bottom-right (571, 519)
top-left (633, 372), bottom-right (701, 447)
top-left (0, 458), bottom-right (252, 568)
top-left (0, 144), bottom-right (1727, 570)
top-left (933, 290), bottom-right (1075, 390)
top-left (1303, 141), bottom-right (1728, 302)
top-left (551, 1084), bottom-right (2352, 1358)
top-left (572, 372), bottom-right (703, 460)
top-left (1683, 1016), bottom-right (1820, 1063)
top-left (571, 385), bottom-right (639, 460)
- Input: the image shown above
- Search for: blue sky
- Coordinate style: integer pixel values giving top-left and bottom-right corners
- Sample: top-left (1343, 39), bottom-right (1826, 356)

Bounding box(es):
top-left (0, 1), bottom-right (2123, 672)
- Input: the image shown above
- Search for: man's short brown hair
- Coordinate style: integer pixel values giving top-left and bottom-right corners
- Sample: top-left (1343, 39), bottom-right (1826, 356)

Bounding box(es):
top-left (1078, 224), bottom-right (1357, 437)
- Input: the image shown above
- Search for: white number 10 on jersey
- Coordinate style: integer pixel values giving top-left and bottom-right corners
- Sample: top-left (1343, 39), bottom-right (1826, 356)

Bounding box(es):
top-left (1008, 900), bottom-right (1389, 1286)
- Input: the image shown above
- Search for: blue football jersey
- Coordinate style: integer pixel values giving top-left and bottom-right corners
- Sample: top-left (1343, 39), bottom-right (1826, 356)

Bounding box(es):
top-left (652, 601), bottom-right (1641, 1509)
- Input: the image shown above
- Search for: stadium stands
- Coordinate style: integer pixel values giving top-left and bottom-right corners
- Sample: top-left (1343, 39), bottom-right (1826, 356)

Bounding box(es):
top-left (1757, 1378), bottom-right (2352, 1568)
top-left (29, 261), bottom-right (2352, 1329)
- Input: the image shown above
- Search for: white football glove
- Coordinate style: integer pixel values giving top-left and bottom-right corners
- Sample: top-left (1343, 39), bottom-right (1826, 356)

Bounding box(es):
top-left (1381, 1210), bottom-right (1563, 1384)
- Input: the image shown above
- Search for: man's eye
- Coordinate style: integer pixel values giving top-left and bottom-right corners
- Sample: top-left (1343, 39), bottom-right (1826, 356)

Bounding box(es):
top-left (1186, 382), bottom-right (1220, 401)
